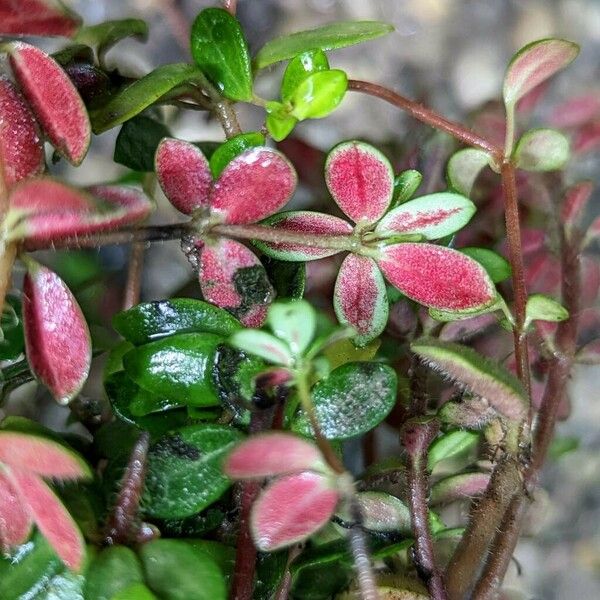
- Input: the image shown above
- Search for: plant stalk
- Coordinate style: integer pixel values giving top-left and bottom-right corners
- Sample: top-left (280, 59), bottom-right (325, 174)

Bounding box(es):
top-left (123, 242), bottom-right (145, 310)
top-left (348, 497), bottom-right (380, 600)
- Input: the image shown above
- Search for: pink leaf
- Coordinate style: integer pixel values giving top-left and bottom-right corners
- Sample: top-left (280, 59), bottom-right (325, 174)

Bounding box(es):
top-left (0, 76), bottom-right (44, 188)
top-left (0, 0), bottom-right (81, 37)
top-left (8, 42), bottom-right (90, 165)
top-left (250, 471), bottom-right (339, 551)
top-left (430, 472), bottom-right (491, 506)
top-left (503, 38), bottom-right (580, 107)
top-left (199, 238), bottom-right (274, 327)
top-left (7, 468), bottom-right (85, 570)
top-left (22, 261), bottom-right (91, 404)
top-left (0, 432), bottom-right (90, 480)
top-left (155, 138), bottom-right (211, 215)
top-left (550, 93), bottom-right (600, 128)
top-left (255, 211), bottom-right (353, 261)
top-left (224, 433), bottom-right (327, 480)
top-left (334, 254), bottom-right (388, 345)
top-left (210, 148), bottom-right (297, 224)
top-left (560, 181), bottom-right (593, 232)
top-left (86, 185), bottom-right (153, 226)
top-left (377, 243), bottom-right (496, 312)
top-left (325, 141), bottom-right (393, 224)
top-left (572, 120), bottom-right (600, 154)
top-left (0, 468), bottom-right (32, 552)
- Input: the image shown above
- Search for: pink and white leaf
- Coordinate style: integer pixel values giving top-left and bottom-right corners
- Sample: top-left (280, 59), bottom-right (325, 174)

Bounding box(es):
top-left (550, 93), bottom-right (600, 128)
top-left (0, 468), bottom-right (32, 552)
top-left (446, 149), bottom-right (491, 197)
top-left (199, 238), bottom-right (274, 327)
top-left (377, 243), bottom-right (497, 313)
top-left (6, 468), bottom-right (85, 570)
top-left (155, 138), bottom-right (211, 215)
top-left (503, 38), bottom-right (580, 107)
top-left (210, 148), bottom-right (297, 224)
top-left (0, 0), bottom-right (81, 37)
top-left (22, 261), bottom-right (91, 404)
top-left (250, 471), bottom-right (339, 551)
top-left (254, 211), bottom-right (352, 261)
top-left (325, 141), bottom-right (393, 224)
top-left (353, 492), bottom-right (411, 533)
top-left (334, 254), bottom-right (388, 345)
top-left (430, 472), bottom-right (491, 506)
top-left (0, 76), bottom-right (44, 188)
top-left (0, 431), bottom-right (91, 480)
top-left (224, 433), bottom-right (327, 480)
top-left (375, 193), bottom-right (476, 240)
top-left (8, 42), bottom-right (90, 165)
top-left (230, 330), bottom-right (293, 367)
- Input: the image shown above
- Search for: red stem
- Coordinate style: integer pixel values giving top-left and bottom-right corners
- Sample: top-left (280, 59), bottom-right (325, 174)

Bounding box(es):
top-left (123, 242), bottom-right (145, 310)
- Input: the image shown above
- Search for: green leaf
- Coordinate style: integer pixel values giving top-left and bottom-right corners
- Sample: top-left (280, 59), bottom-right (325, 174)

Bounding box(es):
top-left (122, 333), bottom-right (223, 407)
top-left (427, 430), bottom-right (480, 470)
top-left (266, 109), bottom-right (297, 142)
top-left (392, 169), bottom-right (422, 205)
top-left (190, 8), bottom-right (252, 102)
top-left (52, 44), bottom-right (95, 67)
top-left (263, 257), bottom-right (306, 300)
top-left (90, 63), bottom-right (202, 133)
top-left (0, 294), bottom-right (25, 360)
top-left (84, 546), bottom-right (144, 600)
top-left (548, 435), bottom-right (579, 460)
top-left (140, 539), bottom-right (226, 600)
top-left (281, 49), bottom-right (329, 101)
top-left (209, 131), bottom-right (265, 178)
top-left (411, 338), bottom-right (527, 421)
top-left (290, 69), bottom-right (347, 120)
top-left (114, 115), bottom-right (170, 172)
top-left (113, 298), bottom-right (241, 345)
top-left (76, 19), bottom-right (148, 60)
top-left (254, 21), bottom-right (394, 69)
top-left (525, 294), bottom-right (569, 327)
top-left (143, 424), bottom-right (243, 519)
top-left (230, 329), bottom-right (293, 366)
top-left (267, 300), bottom-right (316, 356)
top-left (113, 583), bottom-right (158, 600)
top-left (513, 128), bottom-right (570, 172)
top-left (293, 362), bottom-right (397, 440)
top-left (447, 148), bottom-right (491, 196)
top-left (458, 248), bottom-right (511, 283)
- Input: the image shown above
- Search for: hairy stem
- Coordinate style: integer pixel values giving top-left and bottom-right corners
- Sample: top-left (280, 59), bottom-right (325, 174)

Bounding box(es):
top-left (123, 242), bottom-right (145, 310)
top-left (348, 497), bottom-right (380, 600)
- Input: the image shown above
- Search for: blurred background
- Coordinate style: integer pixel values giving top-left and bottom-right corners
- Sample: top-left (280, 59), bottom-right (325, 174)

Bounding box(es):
top-left (3, 1), bottom-right (600, 598)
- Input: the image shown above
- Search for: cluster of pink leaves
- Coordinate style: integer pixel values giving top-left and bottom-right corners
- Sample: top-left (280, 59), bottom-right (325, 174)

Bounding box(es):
top-left (0, 0), bottom-right (80, 38)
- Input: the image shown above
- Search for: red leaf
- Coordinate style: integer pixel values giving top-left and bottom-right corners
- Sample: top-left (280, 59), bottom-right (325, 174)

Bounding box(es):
top-left (22, 261), bottom-right (91, 404)
top-left (199, 238), bottom-right (274, 327)
top-left (325, 141), bottom-right (393, 224)
top-left (560, 181), bottom-right (593, 230)
top-left (255, 211), bottom-right (353, 261)
top-left (210, 148), bottom-right (296, 224)
top-left (0, 76), bottom-right (44, 188)
top-left (0, 0), bottom-right (81, 37)
top-left (225, 433), bottom-right (327, 479)
top-left (0, 432), bottom-right (90, 480)
top-left (87, 185), bottom-right (153, 227)
top-left (550, 93), bottom-right (600, 128)
top-left (155, 138), bottom-right (211, 215)
top-left (8, 42), bottom-right (90, 165)
top-left (6, 468), bottom-right (85, 570)
top-left (572, 120), bottom-right (600, 154)
top-left (250, 472), bottom-right (339, 551)
top-left (334, 254), bottom-right (388, 344)
top-left (0, 468), bottom-right (32, 552)
top-left (377, 243), bottom-right (496, 312)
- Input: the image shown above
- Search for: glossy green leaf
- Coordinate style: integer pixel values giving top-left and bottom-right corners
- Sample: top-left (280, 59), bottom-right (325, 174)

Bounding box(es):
top-left (122, 333), bottom-right (223, 407)
top-left (113, 299), bottom-right (241, 345)
top-left (525, 294), bottom-right (568, 327)
top-left (84, 546), bottom-right (143, 600)
top-left (459, 248), bottom-right (511, 283)
top-left (113, 583), bottom-right (158, 600)
top-left (0, 295), bottom-right (25, 360)
top-left (143, 424), bottom-right (243, 519)
top-left (427, 430), bottom-right (480, 470)
top-left (190, 8), bottom-right (252, 102)
top-left (114, 115), bottom-right (170, 172)
top-left (447, 148), bottom-right (491, 196)
top-left (76, 19), bottom-right (148, 60)
top-left (513, 128), bottom-right (570, 171)
top-left (267, 300), bottom-right (316, 356)
top-left (230, 329), bottom-right (293, 366)
top-left (290, 69), bottom-right (347, 120)
top-left (140, 539), bottom-right (226, 600)
top-left (393, 169), bottom-right (423, 205)
top-left (265, 102), bottom-right (297, 142)
top-left (263, 257), bottom-right (306, 300)
top-left (52, 44), bottom-right (95, 67)
top-left (293, 362), bottom-right (397, 440)
top-left (90, 63), bottom-right (202, 133)
top-left (281, 49), bottom-right (329, 101)
top-left (254, 21), bottom-right (394, 69)
top-left (209, 131), bottom-right (265, 178)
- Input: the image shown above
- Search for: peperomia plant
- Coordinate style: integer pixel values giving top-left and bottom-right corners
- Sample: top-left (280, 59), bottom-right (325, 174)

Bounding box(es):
top-left (0, 2), bottom-right (596, 600)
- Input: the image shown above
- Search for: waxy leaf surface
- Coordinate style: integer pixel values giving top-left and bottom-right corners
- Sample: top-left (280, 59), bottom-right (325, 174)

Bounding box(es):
top-left (446, 148), bottom-right (491, 197)
top-left (525, 294), bottom-right (568, 325)
top-left (427, 429), bottom-right (480, 470)
top-left (209, 131), bottom-right (265, 179)
top-left (255, 211), bottom-right (352, 261)
top-left (8, 42), bottom-right (90, 165)
top-left (393, 169), bottom-right (422, 205)
top-left (230, 329), bottom-right (293, 366)
top-left (267, 300), bottom-right (316, 356)
top-left (325, 141), bottom-right (393, 224)
top-left (377, 243), bottom-right (497, 313)
top-left (156, 139), bottom-right (211, 215)
top-left (290, 69), bottom-right (347, 120)
top-left (0, 0), bottom-right (81, 37)
top-left (0, 77), bottom-right (44, 187)
top-left (225, 433), bottom-right (326, 479)
top-left (251, 472), bottom-right (338, 551)
top-left (458, 247), bottom-right (511, 284)
top-left (514, 128), bottom-right (570, 171)
top-left (23, 263), bottom-right (91, 404)
top-left (334, 254), bottom-right (388, 345)
top-left (281, 49), bottom-right (329, 101)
